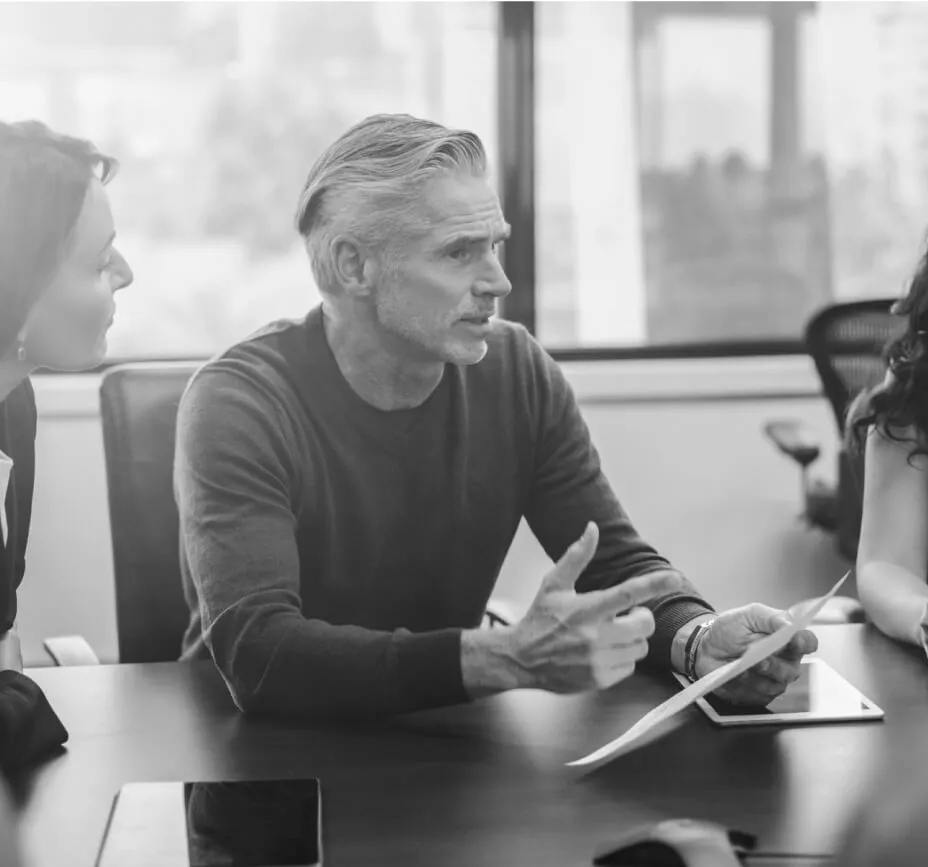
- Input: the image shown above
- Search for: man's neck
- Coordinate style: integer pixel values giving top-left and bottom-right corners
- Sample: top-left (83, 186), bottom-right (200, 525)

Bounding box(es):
top-left (321, 304), bottom-right (444, 411)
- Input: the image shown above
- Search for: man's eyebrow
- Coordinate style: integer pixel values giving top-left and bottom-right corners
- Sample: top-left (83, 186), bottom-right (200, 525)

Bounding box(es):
top-left (441, 223), bottom-right (512, 246)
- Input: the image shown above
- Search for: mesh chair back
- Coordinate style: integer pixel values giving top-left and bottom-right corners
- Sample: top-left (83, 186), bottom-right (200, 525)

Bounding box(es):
top-left (805, 299), bottom-right (900, 434)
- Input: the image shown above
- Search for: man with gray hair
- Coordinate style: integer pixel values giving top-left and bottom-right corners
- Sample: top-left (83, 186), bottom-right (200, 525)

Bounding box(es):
top-left (176, 114), bottom-right (816, 718)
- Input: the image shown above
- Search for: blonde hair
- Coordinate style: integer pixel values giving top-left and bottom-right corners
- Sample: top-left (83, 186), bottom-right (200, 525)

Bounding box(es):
top-left (295, 114), bottom-right (487, 292)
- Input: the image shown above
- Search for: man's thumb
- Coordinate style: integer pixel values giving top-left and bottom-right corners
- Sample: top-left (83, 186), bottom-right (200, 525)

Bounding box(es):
top-left (541, 521), bottom-right (599, 593)
top-left (758, 605), bottom-right (792, 634)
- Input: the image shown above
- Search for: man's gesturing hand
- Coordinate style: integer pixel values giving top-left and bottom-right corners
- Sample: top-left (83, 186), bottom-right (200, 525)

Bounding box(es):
top-left (462, 522), bottom-right (684, 697)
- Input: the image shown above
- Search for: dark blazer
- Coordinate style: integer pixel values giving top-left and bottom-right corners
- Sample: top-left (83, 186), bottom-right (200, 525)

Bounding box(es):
top-left (0, 378), bottom-right (35, 634)
top-left (0, 379), bottom-right (67, 773)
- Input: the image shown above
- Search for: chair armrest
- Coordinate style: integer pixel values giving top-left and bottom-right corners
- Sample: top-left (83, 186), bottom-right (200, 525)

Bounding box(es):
top-left (764, 420), bottom-right (822, 468)
top-left (43, 635), bottom-right (101, 666)
top-left (483, 597), bottom-right (520, 629)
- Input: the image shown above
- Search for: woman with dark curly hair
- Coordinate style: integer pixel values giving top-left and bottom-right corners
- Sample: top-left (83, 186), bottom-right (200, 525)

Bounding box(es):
top-left (849, 254), bottom-right (928, 652)
top-left (0, 119), bottom-right (133, 769)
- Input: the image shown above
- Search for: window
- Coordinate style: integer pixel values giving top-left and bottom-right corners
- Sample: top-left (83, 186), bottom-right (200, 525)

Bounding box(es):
top-left (533, 1), bottom-right (928, 352)
top-left (822, 2), bottom-right (928, 306)
top-left (0, 1), bottom-right (497, 359)
top-left (4, 1), bottom-right (927, 359)
top-left (536, 1), bottom-right (829, 349)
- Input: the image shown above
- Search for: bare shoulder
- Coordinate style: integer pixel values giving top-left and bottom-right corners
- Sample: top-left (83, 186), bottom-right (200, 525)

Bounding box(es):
top-left (867, 422), bottom-right (928, 474)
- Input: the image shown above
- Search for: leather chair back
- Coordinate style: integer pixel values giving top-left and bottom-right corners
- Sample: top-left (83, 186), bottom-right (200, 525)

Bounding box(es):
top-left (99, 362), bottom-right (200, 663)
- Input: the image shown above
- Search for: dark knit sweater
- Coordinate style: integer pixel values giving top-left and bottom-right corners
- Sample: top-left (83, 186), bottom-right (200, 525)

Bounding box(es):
top-left (176, 307), bottom-right (713, 716)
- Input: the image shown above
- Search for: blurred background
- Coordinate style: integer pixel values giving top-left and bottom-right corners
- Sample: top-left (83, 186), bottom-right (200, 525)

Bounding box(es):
top-left (1, 0), bottom-right (920, 357)
top-left (0, 0), bottom-right (921, 664)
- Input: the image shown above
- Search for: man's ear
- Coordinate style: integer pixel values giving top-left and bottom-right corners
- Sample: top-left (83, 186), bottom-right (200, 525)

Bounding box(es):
top-left (331, 236), bottom-right (376, 299)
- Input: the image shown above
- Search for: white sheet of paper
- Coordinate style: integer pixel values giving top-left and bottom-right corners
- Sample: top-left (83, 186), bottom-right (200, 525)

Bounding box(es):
top-left (567, 571), bottom-right (849, 769)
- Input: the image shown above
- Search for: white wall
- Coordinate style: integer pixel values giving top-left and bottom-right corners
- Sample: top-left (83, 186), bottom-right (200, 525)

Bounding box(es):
top-left (20, 378), bottom-right (119, 666)
top-left (16, 357), bottom-right (848, 666)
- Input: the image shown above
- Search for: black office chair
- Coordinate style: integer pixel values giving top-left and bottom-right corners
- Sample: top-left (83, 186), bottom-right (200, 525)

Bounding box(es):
top-left (42, 365), bottom-right (198, 667)
top-left (765, 299), bottom-right (900, 623)
top-left (100, 362), bottom-right (201, 663)
top-left (765, 299), bottom-right (899, 553)
top-left (99, 362), bottom-right (515, 664)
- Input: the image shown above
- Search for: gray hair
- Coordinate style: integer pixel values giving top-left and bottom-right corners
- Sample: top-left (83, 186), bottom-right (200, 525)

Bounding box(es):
top-left (295, 113), bottom-right (488, 293)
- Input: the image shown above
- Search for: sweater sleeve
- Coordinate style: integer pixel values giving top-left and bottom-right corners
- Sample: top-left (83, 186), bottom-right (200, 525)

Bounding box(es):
top-left (521, 337), bottom-right (715, 668)
top-left (175, 370), bottom-right (468, 719)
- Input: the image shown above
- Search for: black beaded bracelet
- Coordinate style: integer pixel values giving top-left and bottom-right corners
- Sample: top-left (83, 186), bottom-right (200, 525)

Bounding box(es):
top-left (685, 622), bottom-right (712, 682)
top-left (682, 623), bottom-right (703, 681)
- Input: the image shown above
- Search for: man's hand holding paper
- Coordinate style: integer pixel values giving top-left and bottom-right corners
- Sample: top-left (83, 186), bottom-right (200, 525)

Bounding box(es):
top-left (688, 606), bottom-right (819, 706)
top-left (569, 572), bottom-right (847, 769)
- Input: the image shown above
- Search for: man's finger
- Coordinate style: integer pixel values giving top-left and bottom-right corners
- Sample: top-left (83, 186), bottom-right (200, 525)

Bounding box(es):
top-left (777, 628), bottom-right (818, 660)
top-left (742, 603), bottom-right (790, 635)
top-left (753, 655), bottom-right (801, 685)
top-left (603, 607), bottom-right (656, 644)
top-left (599, 661), bottom-right (637, 690)
top-left (541, 522), bottom-right (599, 593)
top-left (580, 570), bottom-right (684, 619)
top-left (738, 605), bottom-right (818, 664)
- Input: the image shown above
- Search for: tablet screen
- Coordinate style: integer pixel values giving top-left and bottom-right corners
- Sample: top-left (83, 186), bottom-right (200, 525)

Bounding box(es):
top-left (677, 657), bottom-right (883, 726)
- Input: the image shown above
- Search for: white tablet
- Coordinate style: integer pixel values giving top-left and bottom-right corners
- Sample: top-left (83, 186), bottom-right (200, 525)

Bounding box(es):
top-left (673, 657), bottom-right (884, 726)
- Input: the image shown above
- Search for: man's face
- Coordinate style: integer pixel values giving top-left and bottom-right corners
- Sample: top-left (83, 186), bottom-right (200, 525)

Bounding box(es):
top-left (372, 172), bottom-right (512, 366)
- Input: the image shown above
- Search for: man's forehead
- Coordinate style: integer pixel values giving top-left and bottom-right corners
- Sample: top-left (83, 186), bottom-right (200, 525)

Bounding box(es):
top-left (418, 174), bottom-right (507, 236)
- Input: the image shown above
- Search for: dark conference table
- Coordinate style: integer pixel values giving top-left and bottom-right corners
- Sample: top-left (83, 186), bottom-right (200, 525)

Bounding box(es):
top-left (12, 625), bottom-right (928, 867)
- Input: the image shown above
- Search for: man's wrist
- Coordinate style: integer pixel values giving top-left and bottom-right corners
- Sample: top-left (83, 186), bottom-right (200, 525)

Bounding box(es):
top-left (461, 626), bottom-right (530, 699)
top-left (670, 613), bottom-right (715, 675)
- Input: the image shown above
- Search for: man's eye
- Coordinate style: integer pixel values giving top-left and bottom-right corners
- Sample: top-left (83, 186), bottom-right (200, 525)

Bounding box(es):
top-left (449, 247), bottom-right (470, 261)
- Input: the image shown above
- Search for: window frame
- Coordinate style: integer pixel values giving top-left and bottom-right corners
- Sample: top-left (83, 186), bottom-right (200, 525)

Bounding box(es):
top-left (498, 0), bottom-right (820, 362)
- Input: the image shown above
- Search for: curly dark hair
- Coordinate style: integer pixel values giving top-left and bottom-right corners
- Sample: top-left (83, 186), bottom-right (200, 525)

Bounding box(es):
top-left (848, 248), bottom-right (928, 462)
top-left (0, 120), bottom-right (118, 360)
